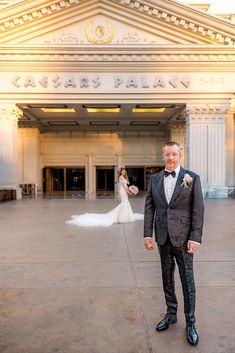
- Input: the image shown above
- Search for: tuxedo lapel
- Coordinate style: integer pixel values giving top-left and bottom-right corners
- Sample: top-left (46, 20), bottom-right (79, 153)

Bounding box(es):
top-left (169, 167), bottom-right (185, 205)
top-left (157, 171), bottom-right (168, 206)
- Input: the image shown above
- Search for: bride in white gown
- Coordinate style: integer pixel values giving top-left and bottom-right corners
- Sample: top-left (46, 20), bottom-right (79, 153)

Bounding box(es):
top-left (66, 167), bottom-right (144, 227)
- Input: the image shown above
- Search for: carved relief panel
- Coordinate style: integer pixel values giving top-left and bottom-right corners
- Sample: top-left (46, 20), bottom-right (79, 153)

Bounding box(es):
top-left (24, 15), bottom-right (171, 45)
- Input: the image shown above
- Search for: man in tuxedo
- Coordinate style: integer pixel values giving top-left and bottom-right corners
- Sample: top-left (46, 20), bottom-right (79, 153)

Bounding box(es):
top-left (144, 141), bottom-right (204, 346)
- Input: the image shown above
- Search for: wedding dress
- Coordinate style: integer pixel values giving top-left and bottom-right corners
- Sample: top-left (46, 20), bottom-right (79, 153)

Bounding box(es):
top-left (66, 176), bottom-right (144, 227)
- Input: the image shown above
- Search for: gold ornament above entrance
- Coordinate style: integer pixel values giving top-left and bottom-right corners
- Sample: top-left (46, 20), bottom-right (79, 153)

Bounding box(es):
top-left (86, 22), bottom-right (115, 44)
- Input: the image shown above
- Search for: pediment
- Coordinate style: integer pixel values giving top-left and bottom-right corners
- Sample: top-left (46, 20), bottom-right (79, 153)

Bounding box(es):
top-left (26, 14), bottom-right (173, 45)
top-left (0, 0), bottom-right (235, 46)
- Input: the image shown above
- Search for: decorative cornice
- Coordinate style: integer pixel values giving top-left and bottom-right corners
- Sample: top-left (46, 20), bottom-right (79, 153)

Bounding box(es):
top-left (113, 0), bottom-right (235, 46)
top-left (0, 0), bottom-right (79, 32)
top-left (0, 0), bottom-right (234, 46)
top-left (187, 103), bottom-right (231, 115)
top-left (0, 103), bottom-right (23, 122)
top-left (169, 122), bottom-right (186, 133)
top-left (0, 46), bottom-right (235, 63)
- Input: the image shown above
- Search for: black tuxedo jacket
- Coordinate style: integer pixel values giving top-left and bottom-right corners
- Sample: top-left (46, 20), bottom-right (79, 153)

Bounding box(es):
top-left (144, 166), bottom-right (204, 247)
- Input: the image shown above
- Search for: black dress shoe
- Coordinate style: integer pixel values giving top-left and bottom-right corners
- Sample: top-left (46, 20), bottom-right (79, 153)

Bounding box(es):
top-left (156, 313), bottom-right (177, 331)
top-left (186, 323), bottom-right (199, 346)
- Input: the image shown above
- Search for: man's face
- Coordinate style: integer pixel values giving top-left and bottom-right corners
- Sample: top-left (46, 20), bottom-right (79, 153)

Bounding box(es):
top-left (162, 144), bottom-right (181, 171)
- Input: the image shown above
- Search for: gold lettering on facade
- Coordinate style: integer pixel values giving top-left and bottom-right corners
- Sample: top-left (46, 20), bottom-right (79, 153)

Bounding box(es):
top-left (86, 22), bottom-right (115, 44)
top-left (181, 76), bottom-right (190, 88)
top-left (126, 76), bottom-right (138, 88)
top-left (114, 76), bottom-right (124, 88)
top-left (141, 76), bottom-right (150, 88)
top-left (24, 76), bottom-right (36, 88)
top-left (12, 75), bottom-right (21, 88)
top-left (39, 75), bottom-right (48, 88)
top-left (153, 76), bottom-right (165, 88)
top-left (10, 74), bottom-right (191, 89)
top-left (169, 75), bottom-right (178, 88)
top-left (92, 76), bottom-right (101, 88)
top-left (64, 77), bottom-right (76, 88)
top-left (52, 76), bottom-right (61, 88)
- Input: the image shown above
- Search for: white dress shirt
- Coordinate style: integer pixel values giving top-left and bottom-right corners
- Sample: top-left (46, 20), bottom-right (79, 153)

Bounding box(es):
top-left (164, 165), bottom-right (180, 204)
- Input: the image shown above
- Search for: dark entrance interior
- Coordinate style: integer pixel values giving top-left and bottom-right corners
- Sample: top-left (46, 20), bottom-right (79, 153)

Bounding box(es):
top-left (66, 168), bottom-right (85, 191)
top-left (43, 167), bottom-right (85, 193)
top-left (96, 167), bottom-right (115, 194)
top-left (125, 167), bottom-right (145, 191)
top-left (145, 166), bottom-right (164, 190)
top-left (126, 166), bottom-right (165, 191)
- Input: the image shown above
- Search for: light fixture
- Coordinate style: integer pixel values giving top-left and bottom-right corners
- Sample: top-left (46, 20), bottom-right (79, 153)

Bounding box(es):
top-left (41, 108), bottom-right (75, 113)
top-left (132, 107), bottom-right (165, 113)
top-left (83, 105), bottom-right (120, 113)
top-left (87, 108), bottom-right (120, 113)
top-left (27, 104), bottom-right (67, 108)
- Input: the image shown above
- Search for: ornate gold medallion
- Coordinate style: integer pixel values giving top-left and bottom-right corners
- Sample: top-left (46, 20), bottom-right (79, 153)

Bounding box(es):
top-left (86, 22), bottom-right (114, 44)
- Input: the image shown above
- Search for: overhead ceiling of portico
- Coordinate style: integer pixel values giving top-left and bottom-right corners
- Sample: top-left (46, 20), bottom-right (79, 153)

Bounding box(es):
top-left (0, 0), bottom-right (234, 45)
top-left (17, 103), bottom-right (186, 132)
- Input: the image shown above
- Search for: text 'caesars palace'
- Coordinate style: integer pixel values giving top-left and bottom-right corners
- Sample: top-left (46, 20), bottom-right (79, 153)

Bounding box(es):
top-left (0, 0), bottom-right (235, 200)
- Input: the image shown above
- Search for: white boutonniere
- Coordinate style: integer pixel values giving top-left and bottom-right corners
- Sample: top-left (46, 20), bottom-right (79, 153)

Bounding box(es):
top-left (181, 173), bottom-right (193, 188)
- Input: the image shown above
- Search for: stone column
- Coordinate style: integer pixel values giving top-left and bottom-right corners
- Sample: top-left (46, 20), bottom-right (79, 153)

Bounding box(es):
top-left (115, 154), bottom-right (123, 195)
top-left (225, 103), bottom-right (235, 197)
top-left (117, 155), bottom-right (123, 170)
top-left (169, 122), bottom-right (186, 167)
top-left (0, 104), bottom-right (22, 197)
top-left (86, 154), bottom-right (94, 196)
top-left (18, 128), bottom-right (40, 196)
top-left (186, 104), bottom-right (230, 198)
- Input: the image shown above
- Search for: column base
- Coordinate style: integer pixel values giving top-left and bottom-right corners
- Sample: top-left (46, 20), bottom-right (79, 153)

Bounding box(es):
top-left (16, 186), bottom-right (22, 199)
top-left (228, 187), bottom-right (235, 198)
top-left (203, 186), bottom-right (228, 199)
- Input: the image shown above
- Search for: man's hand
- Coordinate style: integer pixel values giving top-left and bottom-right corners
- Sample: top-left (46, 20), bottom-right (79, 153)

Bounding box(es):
top-left (187, 241), bottom-right (199, 254)
top-left (144, 238), bottom-right (155, 251)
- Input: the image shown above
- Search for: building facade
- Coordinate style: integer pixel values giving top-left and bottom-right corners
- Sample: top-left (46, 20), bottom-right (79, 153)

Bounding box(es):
top-left (0, 0), bottom-right (235, 198)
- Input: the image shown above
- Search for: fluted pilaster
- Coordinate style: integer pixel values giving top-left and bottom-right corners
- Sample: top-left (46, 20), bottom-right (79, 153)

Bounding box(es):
top-left (18, 128), bottom-right (39, 195)
top-left (186, 103), bottom-right (230, 198)
top-left (225, 103), bottom-right (235, 196)
top-left (86, 154), bottom-right (93, 195)
top-left (169, 122), bottom-right (186, 167)
top-left (0, 104), bottom-right (22, 189)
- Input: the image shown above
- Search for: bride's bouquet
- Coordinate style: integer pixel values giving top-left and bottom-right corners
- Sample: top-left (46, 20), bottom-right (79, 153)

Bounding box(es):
top-left (128, 185), bottom-right (139, 195)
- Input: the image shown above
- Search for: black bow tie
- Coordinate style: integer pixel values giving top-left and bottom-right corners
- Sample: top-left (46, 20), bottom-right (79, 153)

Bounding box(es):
top-left (164, 170), bottom-right (176, 178)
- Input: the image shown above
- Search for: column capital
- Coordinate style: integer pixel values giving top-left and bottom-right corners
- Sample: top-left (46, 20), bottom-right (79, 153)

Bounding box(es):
top-left (169, 121), bottom-right (186, 133)
top-left (186, 103), bottom-right (231, 115)
top-left (186, 103), bottom-right (230, 124)
top-left (0, 104), bottom-right (23, 123)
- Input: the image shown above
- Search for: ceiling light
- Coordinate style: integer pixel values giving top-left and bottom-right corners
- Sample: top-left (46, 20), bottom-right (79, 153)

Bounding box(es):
top-left (86, 108), bottom-right (120, 113)
top-left (41, 108), bottom-right (75, 113)
top-left (27, 104), bottom-right (67, 108)
top-left (83, 105), bottom-right (120, 113)
top-left (132, 108), bottom-right (165, 113)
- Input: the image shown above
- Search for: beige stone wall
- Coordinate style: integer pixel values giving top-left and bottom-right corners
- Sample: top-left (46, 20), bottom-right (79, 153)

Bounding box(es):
top-left (39, 130), bottom-right (168, 193)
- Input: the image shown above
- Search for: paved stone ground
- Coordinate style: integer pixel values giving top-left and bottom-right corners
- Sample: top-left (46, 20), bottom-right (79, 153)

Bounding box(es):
top-left (0, 196), bottom-right (235, 353)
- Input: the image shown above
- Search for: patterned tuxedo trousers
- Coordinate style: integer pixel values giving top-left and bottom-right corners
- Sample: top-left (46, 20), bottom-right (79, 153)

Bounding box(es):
top-left (158, 235), bottom-right (196, 324)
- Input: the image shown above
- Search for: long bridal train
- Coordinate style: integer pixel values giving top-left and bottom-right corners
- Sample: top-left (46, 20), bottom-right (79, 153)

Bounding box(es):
top-left (66, 200), bottom-right (144, 227)
top-left (66, 168), bottom-right (144, 227)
